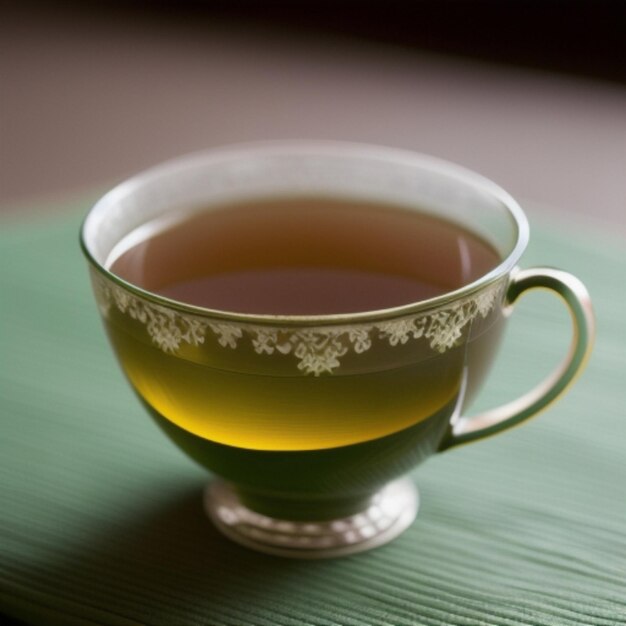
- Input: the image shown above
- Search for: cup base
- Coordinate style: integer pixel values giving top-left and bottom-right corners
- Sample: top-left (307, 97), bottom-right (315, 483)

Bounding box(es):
top-left (204, 478), bottom-right (419, 558)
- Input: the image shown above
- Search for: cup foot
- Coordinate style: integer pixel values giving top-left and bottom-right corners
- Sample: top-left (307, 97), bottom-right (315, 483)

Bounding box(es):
top-left (204, 478), bottom-right (419, 558)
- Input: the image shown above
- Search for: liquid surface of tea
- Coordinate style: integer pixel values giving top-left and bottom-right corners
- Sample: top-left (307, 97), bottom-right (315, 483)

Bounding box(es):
top-left (105, 197), bottom-right (503, 451)
top-left (110, 197), bottom-right (499, 315)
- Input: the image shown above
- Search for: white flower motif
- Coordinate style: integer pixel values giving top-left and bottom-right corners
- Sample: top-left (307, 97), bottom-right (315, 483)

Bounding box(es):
top-left (348, 328), bottom-right (372, 353)
top-left (292, 330), bottom-right (328, 356)
top-left (113, 289), bottom-right (132, 313)
top-left (275, 340), bottom-right (293, 355)
top-left (209, 323), bottom-right (242, 349)
top-left (147, 314), bottom-right (182, 353)
top-left (252, 329), bottom-right (278, 354)
top-left (127, 299), bottom-right (148, 323)
top-left (475, 287), bottom-right (498, 317)
top-left (291, 331), bottom-right (348, 375)
top-left (377, 319), bottom-right (422, 346)
top-left (181, 318), bottom-right (207, 346)
top-left (296, 344), bottom-right (345, 375)
top-left (426, 308), bottom-right (466, 352)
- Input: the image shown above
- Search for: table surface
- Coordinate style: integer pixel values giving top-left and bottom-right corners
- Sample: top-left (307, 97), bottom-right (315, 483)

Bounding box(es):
top-left (1, 198), bottom-right (625, 626)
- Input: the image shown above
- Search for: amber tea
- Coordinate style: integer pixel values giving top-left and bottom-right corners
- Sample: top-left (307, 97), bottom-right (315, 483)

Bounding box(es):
top-left (107, 196), bottom-right (502, 453)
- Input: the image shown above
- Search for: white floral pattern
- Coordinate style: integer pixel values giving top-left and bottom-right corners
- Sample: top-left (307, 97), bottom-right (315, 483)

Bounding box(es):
top-left (208, 323), bottom-right (243, 349)
top-left (93, 275), bottom-right (504, 375)
top-left (377, 318), bottom-right (425, 346)
top-left (94, 278), bottom-right (207, 354)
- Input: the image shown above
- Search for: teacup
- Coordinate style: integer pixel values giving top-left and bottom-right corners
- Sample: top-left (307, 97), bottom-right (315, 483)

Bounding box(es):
top-left (81, 142), bottom-right (594, 557)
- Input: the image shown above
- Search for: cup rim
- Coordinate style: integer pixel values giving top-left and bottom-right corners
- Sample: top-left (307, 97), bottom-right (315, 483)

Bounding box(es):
top-left (80, 140), bottom-right (529, 326)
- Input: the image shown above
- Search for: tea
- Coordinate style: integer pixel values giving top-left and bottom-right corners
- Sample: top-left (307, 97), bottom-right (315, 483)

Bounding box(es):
top-left (109, 196), bottom-right (498, 315)
top-left (103, 196), bottom-right (503, 453)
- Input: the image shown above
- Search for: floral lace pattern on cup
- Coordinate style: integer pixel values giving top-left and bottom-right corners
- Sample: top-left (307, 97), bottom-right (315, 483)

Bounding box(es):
top-left (93, 276), bottom-right (504, 375)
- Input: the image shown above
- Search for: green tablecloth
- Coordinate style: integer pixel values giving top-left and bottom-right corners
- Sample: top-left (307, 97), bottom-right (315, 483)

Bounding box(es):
top-left (1, 198), bottom-right (625, 625)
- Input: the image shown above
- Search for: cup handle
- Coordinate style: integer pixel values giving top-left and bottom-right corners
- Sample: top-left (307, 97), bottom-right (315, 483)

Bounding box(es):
top-left (439, 267), bottom-right (595, 451)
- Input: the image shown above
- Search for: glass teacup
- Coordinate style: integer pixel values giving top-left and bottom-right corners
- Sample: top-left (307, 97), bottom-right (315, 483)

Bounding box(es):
top-left (80, 142), bottom-right (594, 558)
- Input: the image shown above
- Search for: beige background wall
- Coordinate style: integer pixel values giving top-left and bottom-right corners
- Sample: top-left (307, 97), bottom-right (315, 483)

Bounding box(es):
top-left (2, 7), bottom-right (625, 231)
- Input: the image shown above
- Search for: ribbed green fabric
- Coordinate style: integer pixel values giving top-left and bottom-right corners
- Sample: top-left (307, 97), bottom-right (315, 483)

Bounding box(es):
top-left (1, 199), bottom-right (625, 626)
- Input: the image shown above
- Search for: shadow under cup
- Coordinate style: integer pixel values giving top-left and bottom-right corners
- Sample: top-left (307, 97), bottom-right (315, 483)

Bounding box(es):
top-left (81, 142), bottom-right (594, 558)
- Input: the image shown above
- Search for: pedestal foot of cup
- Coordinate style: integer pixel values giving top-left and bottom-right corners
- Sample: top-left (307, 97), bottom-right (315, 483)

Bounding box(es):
top-left (204, 478), bottom-right (419, 558)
